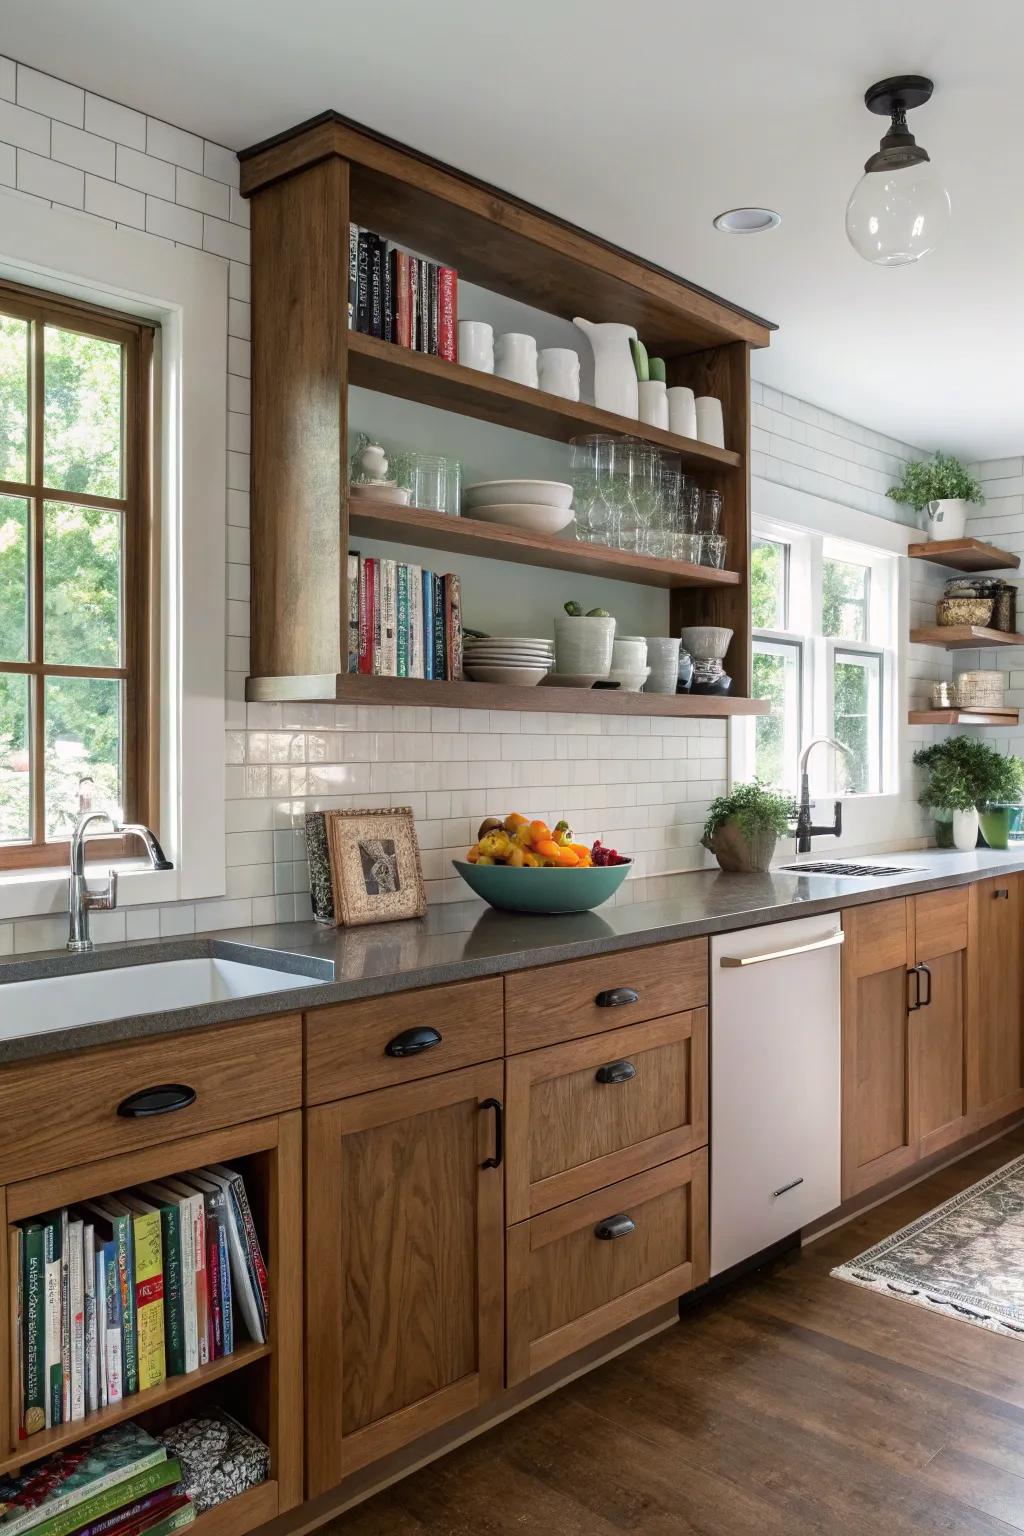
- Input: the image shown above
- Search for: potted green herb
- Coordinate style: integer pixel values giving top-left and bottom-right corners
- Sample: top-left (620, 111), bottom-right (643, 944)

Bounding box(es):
top-left (702, 780), bottom-right (796, 873)
top-left (887, 453), bottom-right (984, 540)
top-left (913, 738), bottom-right (1024, 850)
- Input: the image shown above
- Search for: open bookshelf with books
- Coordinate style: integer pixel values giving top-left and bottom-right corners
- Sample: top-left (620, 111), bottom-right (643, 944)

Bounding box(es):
top-left (239, 111), bottom-right (774, 714)
top-left (0, 1115), bottom-right (301, 1536)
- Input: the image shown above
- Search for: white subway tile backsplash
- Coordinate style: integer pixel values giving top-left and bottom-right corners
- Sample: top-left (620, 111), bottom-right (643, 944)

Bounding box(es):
top-left (18, 148), bottom-right (82, 206)
top-left (145, 192), bottom-right (202, 245)
top-left (176, 165), bottom-right (230, 218)
top-left (0, 142), bottom-right (13, 186)
top-left (85, 172), bottom-right (144, 227)
top-left (84, 92), bottom-right (146, 150)
top-left (116, 142), bottom-right (175, 197)
top-left (0, 97), bottom-right (50, 154)
top-left (0, 58), bottom-right (14, 103)
top-left (203, 139), bottom-right (240, 187)
top-left (146, 116), bottom-right (204, 173)
top-left (17, 64), bottom-right (83, 127)
top-left (52, 121), bottom-right (114, 177)
top-left (203, 212), bottom-right (248, 262)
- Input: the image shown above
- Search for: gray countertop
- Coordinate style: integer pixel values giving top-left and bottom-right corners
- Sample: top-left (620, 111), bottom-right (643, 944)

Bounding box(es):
top-left (3, 847), bottom-right (1024, 1064)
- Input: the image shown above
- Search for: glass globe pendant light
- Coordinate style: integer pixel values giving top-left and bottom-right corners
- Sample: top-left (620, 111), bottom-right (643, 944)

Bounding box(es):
top-left (846, 75), bottom-right (951, 266)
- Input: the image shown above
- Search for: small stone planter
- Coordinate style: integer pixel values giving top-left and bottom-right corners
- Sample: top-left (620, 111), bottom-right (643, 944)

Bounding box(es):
top-left (702, 818), bottom-right (778, 873)
top-left (553, 614), bottom-right (616, 676)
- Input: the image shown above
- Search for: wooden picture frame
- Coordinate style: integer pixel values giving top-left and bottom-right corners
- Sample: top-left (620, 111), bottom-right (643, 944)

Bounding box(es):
top-left (324, 807), bottom-right (427, 927)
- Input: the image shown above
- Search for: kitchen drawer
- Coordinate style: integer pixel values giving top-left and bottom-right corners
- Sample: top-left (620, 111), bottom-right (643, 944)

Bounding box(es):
top-left (505, 939), bottom-right (707, 1054)
top-left (304, 977), bottom-right (503, 1104)
top-left (506, 1149), bottom-right (708, 1385)
top-left (914, 886), bottom-right (968, 961)
top-left (0, 1015), bottom-right (302, 1183)
top-left (505, 1010), bottom-right (708, 1223)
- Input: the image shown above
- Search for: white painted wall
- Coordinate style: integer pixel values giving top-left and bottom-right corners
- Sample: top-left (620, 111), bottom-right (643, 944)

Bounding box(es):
top-left (0, 55), bottom-right (944, 951)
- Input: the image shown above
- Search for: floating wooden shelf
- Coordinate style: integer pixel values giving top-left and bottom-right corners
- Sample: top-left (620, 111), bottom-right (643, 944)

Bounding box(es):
top-left (0, 1341), bottom-right (271, 1477)
top-left (348, 501), bottom-right (740, 590)
top-left (347, 333), bottom-right (742, 471)
top-left (246, 672), bottom-right (769, 717)
top-left (908, 538), bottom-right (1020, 573)
top-left (910, 625), bottom-right (1024, 650)
top-left (908, 707), bottom-right (1020, 727)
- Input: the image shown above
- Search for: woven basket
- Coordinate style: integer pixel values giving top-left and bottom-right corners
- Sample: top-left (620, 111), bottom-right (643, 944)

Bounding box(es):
top-left (952, 670), bottom-right (1006, 709)
top-left (937, 596), bottom-right (994, 627)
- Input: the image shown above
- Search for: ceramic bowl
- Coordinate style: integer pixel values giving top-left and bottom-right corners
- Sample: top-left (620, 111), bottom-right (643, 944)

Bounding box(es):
top-left (463, 664), bottom-right (549, 686)
top-left (463, 503), bottom-right (574, 534)
top-left (463, 479), bottom-right (573, 509)
top-left (452, 858), bottom-right (631, 913)
top-left (678, 625), bottom-right (733, 662)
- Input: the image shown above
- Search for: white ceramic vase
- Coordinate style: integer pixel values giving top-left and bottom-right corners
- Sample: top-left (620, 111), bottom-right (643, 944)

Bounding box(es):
top-left (494, 333), bottom-right (538, 387)
top-left (644, 636), bottom-right (682, 694)
top-left (921, 498), bottom-right (970, 540)
top-left (667, 386), bottom-right (697, 438)
top-left (572, 318), bottom-right (639, 419)
top-left (538, 347), bottom-right (581, 400)
top-left (637, 380), bottom-right (669, 429)
top-left (554, 614), bottom-right (616, 677)
top-left (952, 806), bottom-right (979, 851)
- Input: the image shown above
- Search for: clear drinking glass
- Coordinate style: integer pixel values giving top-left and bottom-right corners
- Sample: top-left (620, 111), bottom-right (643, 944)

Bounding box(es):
top-left (679, 479), bottom-right (701, 534)
top-left (624, 441), bottom-right (660, 554)
top-left (700, 488), bottom-right (723, 535)
top-left (569, 434), bottom-right (617, 544)
top-left (676, 532), bottom-right (702, 565)
top-left (701, 533), bottom-right (728, 568)
top-left (655, 467), bottom-right (681, 559)
top-left (405, 453), bottom-right (462, 515)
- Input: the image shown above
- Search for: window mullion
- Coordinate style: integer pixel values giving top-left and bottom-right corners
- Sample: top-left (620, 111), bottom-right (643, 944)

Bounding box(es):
top-left (30, 316), bottom-right (45, 845)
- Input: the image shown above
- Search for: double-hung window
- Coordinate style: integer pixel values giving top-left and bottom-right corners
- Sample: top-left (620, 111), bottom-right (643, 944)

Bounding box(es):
top-left (735, 519), bottom-right (898, 798)
top-left (0, 279), bottom-right (156, 869)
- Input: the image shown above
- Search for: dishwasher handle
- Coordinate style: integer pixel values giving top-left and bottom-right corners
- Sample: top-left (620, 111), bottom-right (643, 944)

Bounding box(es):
top-left (719, 931), bottom-right (844, 968)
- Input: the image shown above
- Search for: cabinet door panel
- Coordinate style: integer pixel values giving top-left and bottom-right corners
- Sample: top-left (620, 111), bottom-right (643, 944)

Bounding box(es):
top-left (305, 1064), bottom-right (504, 1493)
top-left (968, 876), bottom-right (1024, 1124)
top-left (913, 949), bottom-right (967, 1154)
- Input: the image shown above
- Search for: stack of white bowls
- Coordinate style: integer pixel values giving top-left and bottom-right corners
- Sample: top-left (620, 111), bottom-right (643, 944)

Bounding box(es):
top-left (462, 480), bottom-right (574, 536)
top-left (463, 636), bottom-right (554, 686)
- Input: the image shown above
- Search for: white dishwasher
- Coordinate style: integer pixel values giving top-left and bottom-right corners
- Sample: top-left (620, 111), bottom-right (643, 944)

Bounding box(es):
top-left (710, 912), bottom-right (842, 1277)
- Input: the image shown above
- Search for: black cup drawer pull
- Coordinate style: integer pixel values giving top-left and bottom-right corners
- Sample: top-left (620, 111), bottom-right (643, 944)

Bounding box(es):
top-left (595, 1059), bottom-right (637, 1085)
top-left (595, 986), bottom-right (639, 1009)
top-left (595, 1213), bottom-right (636, 1241)
top-left (480, 1097), bottom-right (504, 1170)
top-left (385, 1026), bottom-right (442, 1057)
top-left (117, 1084), bottom-right (196, 1119)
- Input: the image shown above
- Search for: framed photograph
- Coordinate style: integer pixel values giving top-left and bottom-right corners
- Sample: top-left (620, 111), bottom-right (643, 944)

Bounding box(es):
top-left (324, 807), bottom-right (427, 927)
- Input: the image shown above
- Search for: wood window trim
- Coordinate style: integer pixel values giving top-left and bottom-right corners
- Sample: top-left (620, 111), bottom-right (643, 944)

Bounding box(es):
top-left (0, 278), bottom-right (158, 872)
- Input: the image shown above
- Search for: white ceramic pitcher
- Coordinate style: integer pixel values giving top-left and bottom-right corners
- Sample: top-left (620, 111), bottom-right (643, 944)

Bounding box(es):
top-left (573, 318), bottom-right (639, 419)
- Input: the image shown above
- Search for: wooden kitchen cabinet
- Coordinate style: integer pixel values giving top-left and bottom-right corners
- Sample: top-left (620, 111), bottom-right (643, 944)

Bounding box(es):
top-left (968, 874), bottom-right (1024, 1126)
top-left (304, 1063), bottom-right (505, 1494)
top-left (841, 889), bottom-right (970, 1197)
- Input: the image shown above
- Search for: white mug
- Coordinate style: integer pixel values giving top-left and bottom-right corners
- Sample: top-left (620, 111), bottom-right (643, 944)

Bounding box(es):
top-left (667, 386), bottom-right (697, 439)
top-left (458, 320), bottom-right (494, 373)
top-left (695, 396), bottom-right (725, 448)
top-left (538, 347), bottom-right (580, 401)
top-left (494, 332), bottom-right (538, 388)
top-left (637, 380), bottom-right (669, 430)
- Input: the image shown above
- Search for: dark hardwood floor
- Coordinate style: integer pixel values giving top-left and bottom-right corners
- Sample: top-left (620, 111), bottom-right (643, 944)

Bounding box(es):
top-left (331, 1126), bottom-right (1024, 1535)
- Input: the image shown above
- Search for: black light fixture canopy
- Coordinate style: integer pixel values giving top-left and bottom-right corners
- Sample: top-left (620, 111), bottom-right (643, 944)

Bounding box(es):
top-left (861, 74), bottom-right (934, 173)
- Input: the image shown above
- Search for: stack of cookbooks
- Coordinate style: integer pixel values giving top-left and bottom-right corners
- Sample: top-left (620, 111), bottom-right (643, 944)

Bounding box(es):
top-left (348, 554), bottom-right (463, 680)
top-left (0, 1422), bottom-right (192, 1536)
top-left (15, 1168), bottom-right (268, 1439)
top-left (347, 223), bottom-right (457, 360)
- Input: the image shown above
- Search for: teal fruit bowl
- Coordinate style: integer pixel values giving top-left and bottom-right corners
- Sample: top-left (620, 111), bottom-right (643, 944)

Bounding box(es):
top-left (452, 858), bottom-right (631, 914)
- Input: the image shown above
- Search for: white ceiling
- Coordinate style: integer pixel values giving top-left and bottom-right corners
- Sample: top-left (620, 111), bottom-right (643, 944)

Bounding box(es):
top-left (5, 0), bottom-right (1020, 459)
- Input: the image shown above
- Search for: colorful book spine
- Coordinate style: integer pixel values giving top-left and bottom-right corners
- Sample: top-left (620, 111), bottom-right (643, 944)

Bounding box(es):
top-left (444, 574), bottom-right (463, 681)
top-left (189, 1193), bottom-right (207, 1368)
top-left (347, 224), bottom-right (358, 328)
top-left (408, 564), bottom-right (423, 679)
top-left (396, 565), bottom-right (409, 678)
top-left (217, 1217), bottom-right (233, 1356)
top-left (422, 569), bottom-right (434, 680)
top-left (73, 1489), bottom-right (190, 1536)
top-left (408, 256), bottom-right (420, 351)
top-left (370, 558), bottom-right (383, 676)
top-left (213, 1171), bottom-right (267, 1321)
top-left (392, 249), bottom-right (412, 347)
top-left (21, 1224), bottom-right (45, 1437)
top-left (347, 552), bottom-right (360, 674)
top-left (25, 1460), bottom-right (182, 1536)
top-left (94, 1244), bottom-right (107, 1409)
top-left (205, 1206), bottom-right (223, 1360)
top-left (431, 572), bottom-right (446, 680)
top-left (382, 241), bottom-right (393, 344)
top-left (437, 267), bottom-right (457, 361)
top-left (380, 559), bottom-right (398, 677)
top-left (102, 1242), bottom-right (123, 1405)
top-left (68, 1219), bottom-right (85, 1421)
top-left (154, 1202), bottom-right (185, 1378)
top-left (368, 235), bottom-right (385, 338)
top-left (43, 1213), bottom-right (62, 1427)
top-left (131, 1210), bottom-right (165, 1391)
top-left (416, 260), bottom-right (429, 351)
top-left (115, 1214), bottom-right (138, 1395)
top-left (83, 1224), bottom-right (97, 1415)
top-left (60, 1209), bottom-right (70, 1423)
top-left (358, 556), bottom-right (374, 676)
top-left (355, 231), bottom-right (370, 333)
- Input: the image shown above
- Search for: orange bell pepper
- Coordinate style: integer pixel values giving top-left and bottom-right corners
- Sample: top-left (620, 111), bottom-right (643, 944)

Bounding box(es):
top-left (553, 847), bottom-right (580, 867)
top-left (529, 819), bottom-right (551, 844)
top-left (533, 838), bottom-right (561, 859)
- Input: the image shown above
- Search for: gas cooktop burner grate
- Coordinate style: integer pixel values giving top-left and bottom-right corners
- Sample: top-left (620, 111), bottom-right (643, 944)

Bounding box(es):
top-left (781, 862), bottom-right (916, 876)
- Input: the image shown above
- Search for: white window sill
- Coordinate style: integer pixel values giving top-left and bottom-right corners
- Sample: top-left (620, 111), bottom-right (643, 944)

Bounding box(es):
top-left (0, 864), bottom-right (179, 922)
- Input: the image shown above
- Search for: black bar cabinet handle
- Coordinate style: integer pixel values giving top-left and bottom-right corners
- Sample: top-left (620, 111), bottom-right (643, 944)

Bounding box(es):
top-left (595, 986), bottom-right (639, 1009)
top-left (595, 1213), bottom-right (636, 1241)
top-left (918, 962), bottom-right (932, 1007)
top-left (907, 966), bottom-right (921, 1012)
top-left (385, 1026), bottom-right (442, 1058)
top-left (595, 1059), bottom-right (637, 1085)
top-left (480, 1097), bottom-right (503, 1169)
top-left (117, 1084), bottom-right (196, 1119)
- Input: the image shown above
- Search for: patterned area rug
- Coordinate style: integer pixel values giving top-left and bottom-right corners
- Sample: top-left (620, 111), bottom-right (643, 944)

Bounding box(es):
top-left (832, 1154), bottom-right (1024, 1338)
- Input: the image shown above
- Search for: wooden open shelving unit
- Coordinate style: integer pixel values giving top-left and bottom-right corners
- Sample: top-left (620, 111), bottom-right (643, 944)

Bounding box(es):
top-left (347, 500), bottom-right (741, 590)
top-left (240, 111), bottom-right (774, 716)
top-left (911, 624), bottom-right (1024, 651)
top-left (908, 707), bottom-right (1020, 727)
top-left (908, 538), bottom-right (1020, 573)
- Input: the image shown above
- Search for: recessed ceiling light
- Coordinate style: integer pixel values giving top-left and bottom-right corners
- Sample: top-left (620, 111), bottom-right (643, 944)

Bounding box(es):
top-left (713, 207), bottom-right (781, 234)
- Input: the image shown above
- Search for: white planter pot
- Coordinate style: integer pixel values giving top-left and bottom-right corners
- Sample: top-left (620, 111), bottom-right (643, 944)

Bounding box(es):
top-left (920, 498), bottom-right (970, 540)
top-left (952, 806), bottom-right (979, 851)
top-left (554, 614), bottom-right (616, 676)
top-left (637, 380), bottom-right (669, 429)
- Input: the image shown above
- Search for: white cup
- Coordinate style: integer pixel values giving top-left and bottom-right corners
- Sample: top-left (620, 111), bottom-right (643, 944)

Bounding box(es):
top-left (695, 396), bottom-right (725, 448)
top-left (458, 320), bottom-right (494, 373)
top-left (538, 347), bottom-right (580, 401)
top-left (494, 332), bottom-right (538, 388)
top-left (667, 386), bottom-right (697, 439)
top-left (612, 635), bottom-right (648, 671)
top-left (637, 380), bottom-right (669, 430)
top-left (644, 636), bottom-right (682, 695)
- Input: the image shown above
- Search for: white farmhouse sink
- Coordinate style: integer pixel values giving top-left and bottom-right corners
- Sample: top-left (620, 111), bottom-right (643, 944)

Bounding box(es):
top-left (0, 957), bottom-right (322, 1042)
